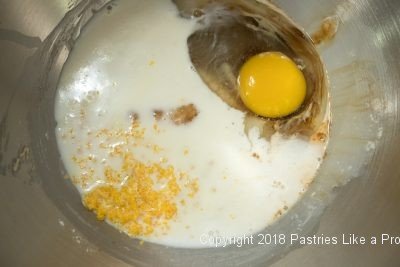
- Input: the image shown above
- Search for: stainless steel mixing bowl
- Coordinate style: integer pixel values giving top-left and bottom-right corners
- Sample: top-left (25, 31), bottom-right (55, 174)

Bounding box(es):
top-left (1, 0), bottom-right (399, 266)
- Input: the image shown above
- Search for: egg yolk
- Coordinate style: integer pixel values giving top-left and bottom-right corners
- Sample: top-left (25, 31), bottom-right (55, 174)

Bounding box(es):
top-left (238, 52), bottom-right (306, 118)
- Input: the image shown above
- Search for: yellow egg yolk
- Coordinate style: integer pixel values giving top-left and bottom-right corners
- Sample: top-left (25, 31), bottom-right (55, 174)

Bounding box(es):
top-left (238, 52), bottom-right (307, 118)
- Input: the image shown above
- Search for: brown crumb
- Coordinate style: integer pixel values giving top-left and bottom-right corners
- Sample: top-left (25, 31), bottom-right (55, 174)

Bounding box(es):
top-left (129, 112), bottom-right (139, 123)
top-left (169, 104), bottom-right (198, 125)
top-left (310, 122), bottom-right (329, 143)
top-left (252, 152), bottom-right (260, 159)
top-left (153, 109), bottom-right (165, 121)
top-left (311, 132), bottom-right (327, 142)
top-left (193, 9), bottom-right (204, 18)
top-left (274, 209), bottom-right (283, 219)
top-left (311, 16), bottom-right (339, 45)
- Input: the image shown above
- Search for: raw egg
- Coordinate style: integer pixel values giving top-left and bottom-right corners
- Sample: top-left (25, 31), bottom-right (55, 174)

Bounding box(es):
top-left (238, 52), bottom-right (306, 118)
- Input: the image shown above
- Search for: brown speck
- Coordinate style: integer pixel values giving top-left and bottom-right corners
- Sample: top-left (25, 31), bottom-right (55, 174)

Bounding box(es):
top-left (310, 122), bottom-right (329, 143)
top-left (274, 209), bottom-right (283, 219)
top-left (311, 16), bottom-right (339, 45)
top-left (169, 104), bottom-right (198, 125)
top-left (193, 9), bottom-right (204, 18)
top-left (252, 152), bottom-right (260, 159)
top-left (311, 132), bottom-right (327, 142)
top-left (129, 112), bottom-right (139, 123)
top-left (153, 109), bottom-right (165, 121)
top-left (272, 180), bottom-right (285, 190)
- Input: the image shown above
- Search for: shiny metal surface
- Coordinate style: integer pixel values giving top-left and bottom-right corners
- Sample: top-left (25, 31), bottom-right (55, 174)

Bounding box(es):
top-left (1, 0), bottom-right (399, 266)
